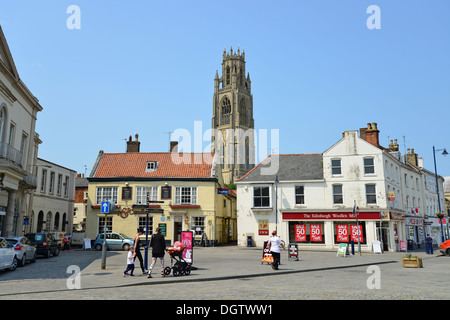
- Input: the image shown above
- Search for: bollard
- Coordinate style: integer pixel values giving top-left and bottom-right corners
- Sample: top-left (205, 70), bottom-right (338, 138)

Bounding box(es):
top-left (351, 240), bottom-right (355, 255)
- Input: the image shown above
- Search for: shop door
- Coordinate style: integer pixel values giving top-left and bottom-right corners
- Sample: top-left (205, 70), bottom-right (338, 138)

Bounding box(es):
top-left (174, 222), bottom-right (182, 242)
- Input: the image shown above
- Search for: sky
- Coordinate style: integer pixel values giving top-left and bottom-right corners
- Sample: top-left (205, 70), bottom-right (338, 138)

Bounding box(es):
top-left (1, 0), bottom-right (449, 177)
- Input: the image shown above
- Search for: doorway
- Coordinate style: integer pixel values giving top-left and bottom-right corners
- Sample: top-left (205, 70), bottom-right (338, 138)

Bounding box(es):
top-left (174, 221), bottom-right (182, 242)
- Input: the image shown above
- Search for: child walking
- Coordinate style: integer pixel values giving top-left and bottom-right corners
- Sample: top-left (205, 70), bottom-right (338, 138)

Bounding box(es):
top-left (123, 247), bottom-right (135, 277)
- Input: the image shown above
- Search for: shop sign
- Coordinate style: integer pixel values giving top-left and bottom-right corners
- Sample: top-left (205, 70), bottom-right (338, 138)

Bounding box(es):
top-left (399, 240), bottom-right (407, 251)
top-left (388, 191), bottom-right (395, 201)
top-left (310, 224), bottom-right (322, 242)
top-left (350, 224), bottom-right (363, 242)
top-left (336, 224), bottom-right (349, 242)
top-left (405, 218), bottom-right (423, 226)
top-left (337, 243), bottom-right (349, 257)
top-left (295, 224), bottom-right (306, 242)
top-left (181, 231), bottom-right (193, 263)
top-left (258, 219), bottom-right (269, 236)
top-left (283, 212), bottom-right (380, 220)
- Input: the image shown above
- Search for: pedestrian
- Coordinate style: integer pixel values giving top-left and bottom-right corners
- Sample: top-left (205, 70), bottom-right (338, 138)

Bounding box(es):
top-left (62, 235), bottom-right (69, 251)
top-left (123, 246), bottom-right (135, 277)
top-left (147, 227), bottom-right (166, 278)
top-left (133, 228), bottom-right (147, 274)
top-left (267, 230), bottom-right (283, 270)
top-left (425, 234), bottom-right (434, 254)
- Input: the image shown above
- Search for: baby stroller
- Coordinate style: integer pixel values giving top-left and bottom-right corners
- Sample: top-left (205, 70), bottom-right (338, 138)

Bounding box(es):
top-left (164, 241), bottom-right (192, 277)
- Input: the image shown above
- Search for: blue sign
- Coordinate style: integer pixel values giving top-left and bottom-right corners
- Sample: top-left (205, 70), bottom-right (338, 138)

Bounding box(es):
top-left (101, 201), bottom-right (110, 213)
top-left (218, 188), bottom-right (229, 195)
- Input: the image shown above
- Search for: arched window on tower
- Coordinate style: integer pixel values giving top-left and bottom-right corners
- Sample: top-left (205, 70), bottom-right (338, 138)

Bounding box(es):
top-left (221, 97), bottom-right (231, 125)
top-left (239, 98), bottom-right (247, 126)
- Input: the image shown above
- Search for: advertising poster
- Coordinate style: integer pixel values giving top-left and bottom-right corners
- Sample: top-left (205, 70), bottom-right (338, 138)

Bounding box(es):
top-left (350, 224), bottom-right (363, 242)
top-left (336, 224), bottom-right (349, 242)
top-left (310, 224), bottom-right (322, 242)
top-left (258, 219), bottom-right (269, 236)
top-left (295, 224), bottom-right (306, 242)
top-left (180, 231), bottom-right (193, 264)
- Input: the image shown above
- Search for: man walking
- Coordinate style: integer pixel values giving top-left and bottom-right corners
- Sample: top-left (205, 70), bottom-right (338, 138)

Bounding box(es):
top-left (147, 227), bottom-right (166, 278)
top-left (134, 228), bottom-right (147, 274)
top-left (425, 234), bottom-right (434, 255)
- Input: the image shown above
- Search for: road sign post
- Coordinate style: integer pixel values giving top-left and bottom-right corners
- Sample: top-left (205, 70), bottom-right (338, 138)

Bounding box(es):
top-left (353, 201), bottom-right (361, 256)
top-left (144, 194), bottom-right (165, 270)
top-left (101, 200), bottom-right (115, 269)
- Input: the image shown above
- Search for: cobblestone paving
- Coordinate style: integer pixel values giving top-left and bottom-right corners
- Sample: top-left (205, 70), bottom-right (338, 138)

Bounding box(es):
top-left (0, 246), bottom-right (448, 300)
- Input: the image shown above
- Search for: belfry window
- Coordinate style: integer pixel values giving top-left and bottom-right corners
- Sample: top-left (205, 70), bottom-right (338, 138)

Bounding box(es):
top-left (221, 97), bottom-right (231, 125)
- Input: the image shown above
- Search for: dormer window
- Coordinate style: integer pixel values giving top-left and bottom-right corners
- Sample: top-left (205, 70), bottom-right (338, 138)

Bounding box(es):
top-left (146, 161), bottom-right (158, 172)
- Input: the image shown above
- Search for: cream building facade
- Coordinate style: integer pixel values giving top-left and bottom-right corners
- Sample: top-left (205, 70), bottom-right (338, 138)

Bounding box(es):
top-left (30, 158), bottom-right (76, 234)
top-left (0, 26), bottom-right (43, 236)
top-left (85, 137), bottom-right (237, 245)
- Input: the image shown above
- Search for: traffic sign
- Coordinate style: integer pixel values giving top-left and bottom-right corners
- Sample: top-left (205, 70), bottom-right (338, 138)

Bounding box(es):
top-left (101, 201), bottom-right (116, 214)
top-left (147, 208), bottom-right (164, 214)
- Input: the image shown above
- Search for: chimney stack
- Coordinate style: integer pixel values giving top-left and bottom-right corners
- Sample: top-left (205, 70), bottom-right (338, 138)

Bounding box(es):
top-left (360, 122), bottom-right (380, 148)
top-left (389, 139), bottom-right (399, 152)
top-left (407, 148), bottom-right (418, 166)
top-left (170, 141), bottom-right (178, 153)
top-left (126, 133), bottom-right (140, 153)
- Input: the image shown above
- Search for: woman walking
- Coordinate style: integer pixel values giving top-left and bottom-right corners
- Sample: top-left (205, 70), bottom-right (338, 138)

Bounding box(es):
top-left (147, 227), bottom-right (166, 278)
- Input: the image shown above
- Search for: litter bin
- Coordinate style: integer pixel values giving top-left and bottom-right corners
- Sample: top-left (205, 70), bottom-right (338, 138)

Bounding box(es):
top-left (407, 239), bottom-right (414, 251)
top-left (247, 236), bottom-right (253, 247)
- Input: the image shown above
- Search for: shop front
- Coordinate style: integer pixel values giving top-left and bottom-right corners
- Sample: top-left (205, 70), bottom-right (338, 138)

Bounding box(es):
top-left (282, 211), bottom-right (393, 252)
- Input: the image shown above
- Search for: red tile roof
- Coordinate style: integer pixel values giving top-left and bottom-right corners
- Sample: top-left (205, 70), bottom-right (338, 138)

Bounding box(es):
top-left (92, 152), bottom-right (216, 179)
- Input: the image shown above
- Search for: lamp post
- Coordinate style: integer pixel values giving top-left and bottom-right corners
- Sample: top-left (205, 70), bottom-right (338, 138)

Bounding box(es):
top-left (432, 146), bottom-right (448, 242)
top-left (274, 175), bottom-right (279, 233)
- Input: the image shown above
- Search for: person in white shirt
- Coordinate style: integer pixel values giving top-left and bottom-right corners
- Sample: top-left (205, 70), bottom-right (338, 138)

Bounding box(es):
top-left (123, 247), bottom-right (135, 277)
top-left (267, 230), bottom-right (283, 270)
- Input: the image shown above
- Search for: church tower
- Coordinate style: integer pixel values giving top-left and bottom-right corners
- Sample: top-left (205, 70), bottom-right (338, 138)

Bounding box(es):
top-left (212, 47), bottom-right (255, 184)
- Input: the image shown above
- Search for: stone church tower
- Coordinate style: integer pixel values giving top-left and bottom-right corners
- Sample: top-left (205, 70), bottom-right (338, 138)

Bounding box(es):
top-left (211, 47), bottom-right (255, 184)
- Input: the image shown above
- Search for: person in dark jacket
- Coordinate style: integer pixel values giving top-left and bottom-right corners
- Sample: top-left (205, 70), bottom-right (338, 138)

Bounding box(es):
top-left (147, 227), bottom-right (166, 278)
top-left (425, 234), bottom-right (434, 254)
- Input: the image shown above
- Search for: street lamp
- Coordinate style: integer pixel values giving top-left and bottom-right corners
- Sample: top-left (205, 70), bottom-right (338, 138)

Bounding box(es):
top-left (274, 175), bottom-right (279, 233)
top-left (432, 146), bottom-right (447, 242)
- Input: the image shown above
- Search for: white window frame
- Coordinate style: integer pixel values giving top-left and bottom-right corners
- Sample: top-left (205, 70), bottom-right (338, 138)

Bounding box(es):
top-left (332, 184), bottom-right (343, 204)
top-left (252, 185), bottom-right (271, 208)
top-left (174, 186), bottom-right (198, 205)
top-left (295, 185), bottom-right (305, 205)
top-left (146, 161), bottom-right (158, 172)
top-left (135, 186), bottom-right (158, 204)
top-left (363, 157), bottom-right (375, 175)
top-left (365, 184), bottom-right (377, 204)
top-left (331, 158), bottom-right (342, 175)
top-left (96, 187), bottom-right (118, 204)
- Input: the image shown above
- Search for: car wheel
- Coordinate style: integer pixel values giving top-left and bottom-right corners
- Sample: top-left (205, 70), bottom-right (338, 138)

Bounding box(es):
top-left (46, 249), bottom-right (51, 258)
top-left (122, 243), bottom-right (130, 251)
top-left (31, 252), bottom-right (37, 263)
top-left (9, 256), bottom-right (18, 271)
top-left (53, 247), bottom-right (59, 257)
top-left (95, 243), bottom-right (102, 251)
top-left (446, 248), bottom-right (450, 256)
top-left (19, 254), bottom-right (26, 267)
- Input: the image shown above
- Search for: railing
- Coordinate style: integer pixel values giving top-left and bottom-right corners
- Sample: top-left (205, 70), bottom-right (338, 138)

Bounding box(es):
top-left (0, 141), bottom-right (23, 167)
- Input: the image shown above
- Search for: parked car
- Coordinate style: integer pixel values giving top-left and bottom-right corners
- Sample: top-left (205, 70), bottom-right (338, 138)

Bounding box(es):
top-left (0, 237), bottom-right (18, 271)
top-left (440, 239), bottom-right (450, 256)
top-left (25, 233), bottom-right (60, 258)
top-left (92, 233), bottom-right (134, 251)
top-left (6, 236), bottom-right (37, 266)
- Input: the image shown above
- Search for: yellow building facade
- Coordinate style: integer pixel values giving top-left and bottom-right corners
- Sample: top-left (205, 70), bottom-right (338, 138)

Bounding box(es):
top-left (85, 140), bottom-right (236, 245)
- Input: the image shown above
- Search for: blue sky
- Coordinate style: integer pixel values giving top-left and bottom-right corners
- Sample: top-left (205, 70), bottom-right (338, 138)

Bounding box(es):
top-left (1, 0), bottom-right (449, 176)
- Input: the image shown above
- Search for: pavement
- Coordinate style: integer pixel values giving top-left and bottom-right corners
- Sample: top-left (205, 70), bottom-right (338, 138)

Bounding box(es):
top-left (1, 244), bottom-right (448, 299)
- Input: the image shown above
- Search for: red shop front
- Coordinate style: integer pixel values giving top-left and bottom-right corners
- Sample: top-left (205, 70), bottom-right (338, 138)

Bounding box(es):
top-left (282, 211), bottom-right (382, 249)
